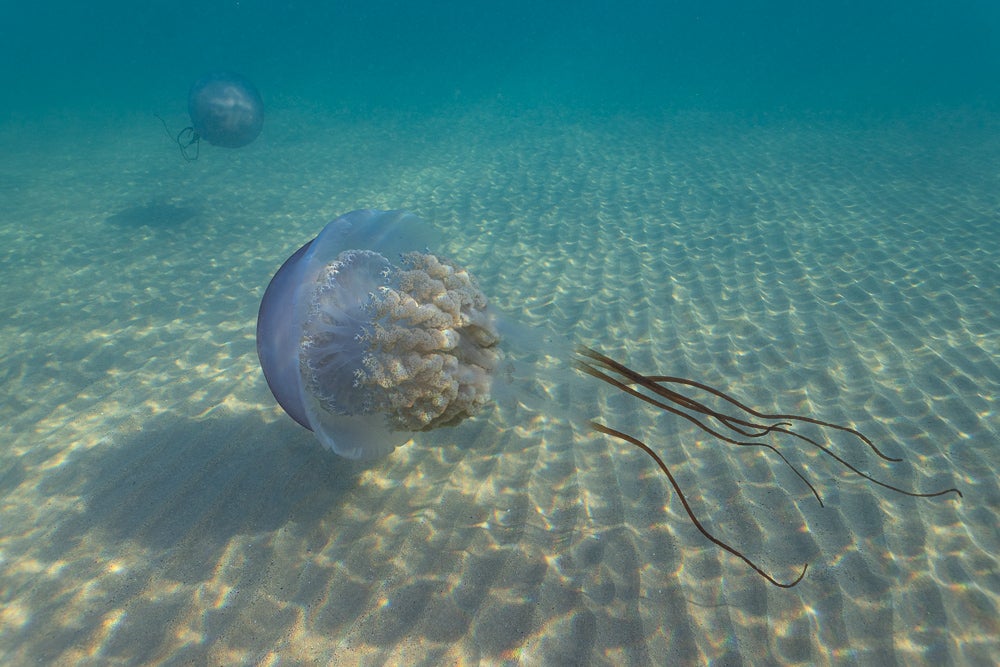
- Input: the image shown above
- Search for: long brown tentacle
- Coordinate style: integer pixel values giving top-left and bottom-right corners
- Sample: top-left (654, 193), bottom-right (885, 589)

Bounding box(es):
top-left (649, 374), bottom-right (902, 461)
top-left (576, 357), bottom-right (824, 506)
top-left (580, 346), bottom-right (895, 459)
top-left (577, 346), bottom-right (963, 501)
top-left (590, 421), bottom-right (809, 588)
top-left (577, 346), bottom-right (964, 587)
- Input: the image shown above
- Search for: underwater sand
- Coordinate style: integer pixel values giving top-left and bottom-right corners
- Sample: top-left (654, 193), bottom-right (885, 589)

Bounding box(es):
top-left (0, 104), bottom-right (998, 665)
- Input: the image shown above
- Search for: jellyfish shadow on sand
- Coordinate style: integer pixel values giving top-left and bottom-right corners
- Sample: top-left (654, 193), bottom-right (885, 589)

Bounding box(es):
top-left (106, 201), bottom-right (199, 229)
top-left (256, 209), bottom-right (963, 588)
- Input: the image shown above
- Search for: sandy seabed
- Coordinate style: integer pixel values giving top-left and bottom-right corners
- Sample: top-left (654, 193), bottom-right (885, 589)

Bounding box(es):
top-left (0, 103), bottom-right (998, 665)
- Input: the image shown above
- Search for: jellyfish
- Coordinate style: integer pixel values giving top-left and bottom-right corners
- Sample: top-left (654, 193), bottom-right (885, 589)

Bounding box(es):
top-left (256, 209), bottom-right (962, 587)
top-left (162, 72), bottom-right (264, 161)
top-left (256, 209), bottom-right (501, 460)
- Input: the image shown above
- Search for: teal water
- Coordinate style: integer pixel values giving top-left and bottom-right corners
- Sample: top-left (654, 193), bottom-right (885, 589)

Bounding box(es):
top-left (2, 3), bottom-right (999, 666)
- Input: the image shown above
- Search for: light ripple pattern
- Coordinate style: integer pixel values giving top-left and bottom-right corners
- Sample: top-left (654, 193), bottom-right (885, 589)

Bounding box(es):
top-left (0, 106), bottom-right (997, 665)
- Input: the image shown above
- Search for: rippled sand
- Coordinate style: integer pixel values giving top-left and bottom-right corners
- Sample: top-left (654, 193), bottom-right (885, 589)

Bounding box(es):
top-left (1, 105), bottom-right (997, 665)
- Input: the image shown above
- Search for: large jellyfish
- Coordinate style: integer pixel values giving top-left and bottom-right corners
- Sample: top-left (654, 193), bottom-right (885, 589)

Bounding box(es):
top-left (257, 210), bottom-right (501, 460)
top-left (256, 209), bottom-right (961, 587)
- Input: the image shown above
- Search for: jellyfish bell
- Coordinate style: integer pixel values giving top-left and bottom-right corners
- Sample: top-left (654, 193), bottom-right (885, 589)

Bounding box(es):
top-left (188, 72), bottom-right (264, 148)
top-left (160, 72), bottom-right (264, 160)
top-left (256, 209), bottom-right (502, 460)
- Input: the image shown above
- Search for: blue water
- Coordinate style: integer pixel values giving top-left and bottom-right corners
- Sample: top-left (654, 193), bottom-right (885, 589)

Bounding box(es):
top-left (3, 1), bottom-right (998, 114)
top-left (2, 2), bottom-right (999, 665)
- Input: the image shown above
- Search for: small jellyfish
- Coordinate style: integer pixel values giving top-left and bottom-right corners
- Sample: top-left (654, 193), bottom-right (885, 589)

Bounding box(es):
top-left (256, 210), bottom-right (501, 460)
top-left (161, 72), bottom-right (264, 160)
